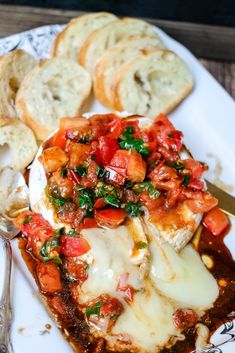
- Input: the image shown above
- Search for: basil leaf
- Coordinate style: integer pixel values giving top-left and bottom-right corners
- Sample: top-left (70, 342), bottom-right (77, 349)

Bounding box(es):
top-left (67, 229), bottom-right (77, 236)
top-left (104, 194), bottom-right (121, 208)
top-left (56, 227), bottom-right (65, 238)
top-left (182, 175), bottom-right (190, 186)
top-left (169, 161), bottom-right (185, 170)
top-left (124, 203), bottom-right (143, 217)
top-left (149, 189), bottom-right (161, 199)
top-left (119, 139), bottom-right (149, 156)
top-left (40, 237), bottom-right (61, 264)
top-left (23, 215), bottom-right (32, 225)
top-left (119, 126), bottom-right (134, 140)
top-left (86, 302), bottom-right (102, 317)
top-left (60, 167), bottom-right (67, 178)
top-left (50, 196), bottom-right (67, 207)
top-left (74, 165), bottom-right (87, 177)
top-left (78, 189), bottom-right (94, 211)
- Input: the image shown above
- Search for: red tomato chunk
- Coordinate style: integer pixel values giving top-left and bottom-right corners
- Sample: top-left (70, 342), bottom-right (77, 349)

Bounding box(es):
top-left (60, 236), bottom-right (91, 257)
top-left (203, 207), bottom-right (230, 236)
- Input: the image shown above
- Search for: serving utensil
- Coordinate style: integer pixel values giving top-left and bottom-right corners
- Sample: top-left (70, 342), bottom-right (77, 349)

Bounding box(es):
top-left (0, 167), bottom-right (29, 353)
top-left (206, 180), bottom-right (235, 217)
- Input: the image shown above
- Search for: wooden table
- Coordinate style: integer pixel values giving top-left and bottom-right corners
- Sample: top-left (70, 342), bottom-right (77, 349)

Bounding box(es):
top-left (0, 4), bottom-right (234, 99)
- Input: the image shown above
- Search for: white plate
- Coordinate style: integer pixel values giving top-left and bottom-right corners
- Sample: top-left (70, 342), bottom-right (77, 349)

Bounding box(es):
top-left (0, 23), bottom-right (235, 353)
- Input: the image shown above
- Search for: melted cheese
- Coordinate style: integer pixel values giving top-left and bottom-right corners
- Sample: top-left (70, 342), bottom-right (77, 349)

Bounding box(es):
top-left (79, 227), bottom-right (181, 353)
top-left (150, 240), bottom-right (219, 309)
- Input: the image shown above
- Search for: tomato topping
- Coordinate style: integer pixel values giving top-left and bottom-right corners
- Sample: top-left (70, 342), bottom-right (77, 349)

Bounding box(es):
top-left (95, 208), bottom-right (126, 228)
top-left (185, 191), bottom-right (218, 213)
top-left (60, 236), bottom-right (90, 257)
top-left (105, 166), bottom-right (126, 186)
top-left (81, 217), bottom-right (98, 229)
top-left (51, 129), bottom-right (67, 149)
top-left (36, 262), bottom-right (62, 293)
top-left (50, 296), bottom-right (67, 315)
top-left (99, 136), bottom-right (118, 165)
top-left (94, 198), bottom-right (106, 209)
top-left (202, 207), bottom-right (230, 236)
top-left (67, 169), bottom-right (80, 184)
top-left (68, 143), bottom-right (91, 169)
top-left (184, 159), bottom-right (207, 179)
top-left (100, 297), bottom-right (123, 317)
top-left (111, 150), bottom-right (146, 182)
top-left (117, 273), bottom-right (135, 303)
top-left (63, 257), bottom-right (88, 282)
top-left (140, 192), bottom-right (165, 210)
top-left (39, 146), bottom-right (68, 173)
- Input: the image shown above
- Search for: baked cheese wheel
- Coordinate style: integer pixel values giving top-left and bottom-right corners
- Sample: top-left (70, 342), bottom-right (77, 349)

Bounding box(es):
top-left (94, 34), bottom-right (166, 107)
top-left (79, 18), bottom-right (158, 74)
top-left (113, 49), bottom-right (193, 118)
top-left (52, 12), bottom-right (118, 61)
top-left (15, 58), bottom-right (92, 140)
top-left (0, 49), bottom-right (36, 118)
top-left (0, 115), bottom-right (37, 170)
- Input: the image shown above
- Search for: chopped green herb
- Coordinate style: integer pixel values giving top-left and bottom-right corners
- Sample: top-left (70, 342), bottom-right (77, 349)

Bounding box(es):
top-left (67, 229), bottom-right (77, 236)
top-left (169, 161), bottom-right (185, 170)
top-left (77, 131), bottom-right (93, 144)
top-left (168, 133), bottom-right (174, 138)
top-left (85, 210), bottom-right (94, 218)
top-left (182, 174), bottom-right (190, 186)
top-left (104, 194), bottom-right (121, 208)
top-left (86, 302), bottom-right (102, 317)
top-left (40, 237), bottom-right (61, 264)
top-left (96, 166), bottom-right (108, 179)
top-left (125, 181), bottom-right (134, 189)
top-left (120, 126), bottom-right (134, 140)
top-left (60, 167), bottom-right (67, 178)
top-left (23, 215), bottom-right (32, 225)
top-left (55, 228), bottom-right (65, 238)
top-left (119, 139), bottom-right (149, 156)
top-left (136, 241), bottom-right (148, 249)
top-left (84, 263), bottom-right (90, 270)
top-left (78, 188), bottom-right (94, 211)
top-left (50, 196), bottom-right (67, 207)
top-left (124, 203), bottom-right (143, 217)
top-left (74, 165), bottom-right (87, 177)
top-left (133, 181), bottom-right (160, 199)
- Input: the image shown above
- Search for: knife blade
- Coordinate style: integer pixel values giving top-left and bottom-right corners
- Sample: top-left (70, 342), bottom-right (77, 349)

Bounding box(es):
top-left (206, 180), bottom-right (235, 217)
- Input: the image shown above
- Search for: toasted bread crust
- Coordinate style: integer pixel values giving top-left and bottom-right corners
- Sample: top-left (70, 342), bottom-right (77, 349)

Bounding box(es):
top-left (0, 49), bottom-right (36, 118)
top-left (112, 49), bottom-right (193, 117)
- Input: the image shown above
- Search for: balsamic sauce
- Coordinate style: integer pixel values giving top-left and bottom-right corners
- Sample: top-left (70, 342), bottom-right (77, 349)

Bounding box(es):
top-left (19, 225), bottom-right (235, 353)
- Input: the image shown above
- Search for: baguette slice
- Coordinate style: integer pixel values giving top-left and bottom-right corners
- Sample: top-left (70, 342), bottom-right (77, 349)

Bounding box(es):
top-left (94, 34), bottom-right (166, 107)
top-left (0, 49), bottom-right (36, 118)
top-left (79, 18), bottom-right (158, 74)
top-left (52, 12), bottom-right (118, 61)
top-left (16, 58), bottom-right (92, 140)
top-left (0, 115), bottom-right (37, 170)
top-left (113, 49), bottom-right (193, 118)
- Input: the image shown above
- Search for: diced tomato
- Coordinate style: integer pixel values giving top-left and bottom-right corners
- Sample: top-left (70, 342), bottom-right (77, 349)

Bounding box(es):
top-left (99, 136), bottom-right (118, 165)
top-left (89, 141), bottom-right (103, 166)
top-left (187, 179), bottom-right (204, 190)
top-left (95, 208), bottom-right (126, 228)
top-left (90, 113), bottom-right (117, 127)
top-left (100, 297), bottom-right (123, 317)
top-left (51, 129), bottom-right (67, 149)
top-left (50, 170), bottom-right (74, 198)
top-left (39, 146), bottom-right (68, 173)
top-left (184, 159), bottom-right (207, 179)
top-left (151, 114), bottom-right (183, 152)
top-left (149, 164), bottom-right (180, 191)
top-left (60, 117), bottom-right (90, 130)
top-left (14, 211), bottom-right (55, 258)
top-left (68, 143), bottom-right (91, 169)
top-left (94, 198), bottom-right (106, 209)
top-left (81, 217), bottom-right (98, 229)
top-left (140, 192), bottom-right (164, 210)
top-left (165, 187), bottom-right (182, 208)
top-left (63, 257), bottom-right (88, 282)
top-left (60, 236), bottom-right (90, 257)
top-left (173, 308), bottom-right (198, 330)
top-left (36, 262), bottom-right (62, 293)
top-left (108, 118), bottom-right (123, 139)
top-left (80, 160), bottom-right (98, 188)
top-left (202, 207), bottom-right (230, 236)
top-left (117, 273), bottom-right (135, 303)
top-left (185, 191), bottom-right (218, 213)
top-left (105, 166), bottom-right (126, 186)
top-left (110, 150), bottom-right (146, 182)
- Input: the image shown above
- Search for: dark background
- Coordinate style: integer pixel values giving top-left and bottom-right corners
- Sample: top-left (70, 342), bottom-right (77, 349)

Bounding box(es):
top-left (1, 0), bottom-right (235, 26)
